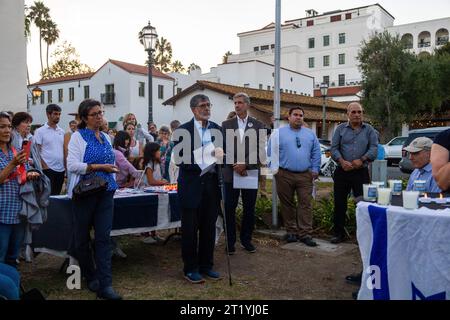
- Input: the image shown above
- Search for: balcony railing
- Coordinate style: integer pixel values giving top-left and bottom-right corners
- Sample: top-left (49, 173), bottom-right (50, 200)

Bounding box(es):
top-left (418, 41), bottom-right (431, 48)
top-left (437, 37), bottom-right (449, 46)
top-left (101, 92), bottom-right (115, 105)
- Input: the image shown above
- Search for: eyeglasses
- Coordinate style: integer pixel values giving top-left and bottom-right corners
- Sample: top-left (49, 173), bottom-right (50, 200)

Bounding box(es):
top-left (196, 102), bottom-right (212, 109)
top-left (88, 111), bottom-right (104, 118)
top-left (296, 136), bottom-right (302, 148)
top-left (350, 110), bottom-right (362, 114)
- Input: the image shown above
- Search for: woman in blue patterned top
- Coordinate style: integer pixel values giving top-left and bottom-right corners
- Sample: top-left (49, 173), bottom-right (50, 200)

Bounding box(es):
top-left (0, 112), bottom-right (40, 266)
top-left (67, 99), bottom-right (122, 300)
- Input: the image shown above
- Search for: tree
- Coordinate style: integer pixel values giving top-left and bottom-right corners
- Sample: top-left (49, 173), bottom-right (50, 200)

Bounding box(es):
top-left (42, 20), bottom-right (60, 69)
top-left (222, 51), bottom-right (233, 64)
top-left (187, 63), bottom-right (201, 73)
top-left (41, 41), bottom-right (94, 79)
top-left (154, 37), bottom-right (173, 72)
top-left (171, 60), bottom-right (185, 73)
top-left (27, 1), bottom-right (50, 74)
top-left (358, 31), bottom-right (416, 141)
top-left (435, 42), bottom-right (450, 56)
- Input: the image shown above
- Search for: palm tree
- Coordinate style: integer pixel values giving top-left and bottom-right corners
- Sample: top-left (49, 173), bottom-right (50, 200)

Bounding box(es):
top-left (171, 60), bottom-right (185, 73)
top-left (222, 51), bottom-right (233, 64)
top-left (27, 1), bottom-right (50, 74)
top-left (188, 63), bottom-right (201, 73)
top-left (24, 5), bottom-right (32, 85)
top-left (42, 20), bottom-right (60, 69)
top-left (154, 37), bottom-right (173, 72)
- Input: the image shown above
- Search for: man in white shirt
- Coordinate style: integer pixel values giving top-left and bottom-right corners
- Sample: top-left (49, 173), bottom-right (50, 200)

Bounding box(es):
top-left (34, 104), bottom-right (65, 195)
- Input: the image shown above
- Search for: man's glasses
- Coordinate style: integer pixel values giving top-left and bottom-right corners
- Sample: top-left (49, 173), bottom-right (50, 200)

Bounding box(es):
top-left (88, 111), bottom-right (104, 118)
top-left (296, 136), bottom-right (302, 148)
top-left (350, 110), bottom-right (362, 114)
top-left (196, 102), bottom-right (212, 109)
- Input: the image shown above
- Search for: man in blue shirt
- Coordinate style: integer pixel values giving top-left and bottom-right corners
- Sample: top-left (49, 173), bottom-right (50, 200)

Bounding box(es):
top-left (269, 107), bottom-right (321, 246)
top-left (404, 137), bottom-right (441, 193)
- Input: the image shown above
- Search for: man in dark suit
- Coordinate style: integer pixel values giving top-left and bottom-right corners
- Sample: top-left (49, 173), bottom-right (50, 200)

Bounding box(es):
top-left (222, 92), bottom-right (267, 254)
top-left (172, 94), bottom-right (222, 284)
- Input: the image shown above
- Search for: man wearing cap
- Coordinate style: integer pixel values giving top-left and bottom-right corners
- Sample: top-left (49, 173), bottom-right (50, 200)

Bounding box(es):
top-left (404, 137), bottom-right (441, 193)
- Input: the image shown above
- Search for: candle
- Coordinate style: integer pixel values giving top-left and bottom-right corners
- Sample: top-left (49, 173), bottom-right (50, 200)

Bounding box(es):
top-left (413, 180), bottom-right (426, 194)
top-left (435, 194), bottom-right (447, 204)
top-left (377, 188), bottom-right (392, 205)
top-left (373, 181), bottom-right (385, 188)
top-left (363, 184), bottom-right (377, 202)
top-left (419, 193), bottom-right (432, 204)
top-left (403, 191), bottom-right (420, 210)
top-left (389, 180), bottom-right (403, 196)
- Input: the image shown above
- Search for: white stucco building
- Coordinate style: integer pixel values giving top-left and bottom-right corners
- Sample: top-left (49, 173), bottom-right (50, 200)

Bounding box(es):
top-left (28, 59), bottom-right (174, 130)
top-left (228, 3), bottom-right (450, 102)
top-left (0, 0), bottom-right (27, 113)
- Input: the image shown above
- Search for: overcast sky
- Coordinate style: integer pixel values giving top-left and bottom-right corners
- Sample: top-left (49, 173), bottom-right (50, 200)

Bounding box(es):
top-left (25, 0), bottom-right (450, 82)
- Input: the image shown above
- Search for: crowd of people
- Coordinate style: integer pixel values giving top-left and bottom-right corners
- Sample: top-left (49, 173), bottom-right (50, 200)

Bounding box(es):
top-left (0, 93), bottom-right (449, 299)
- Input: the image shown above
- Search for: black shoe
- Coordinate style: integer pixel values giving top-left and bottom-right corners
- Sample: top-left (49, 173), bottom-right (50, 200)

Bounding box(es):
top-left (299, 236), bottom-right (317, 247)
top-left (226, 245), bottom-right (236, 255)
top-left (286, 234), bottom-right (298, 243)
top-left (97, 287), bottom-right (123, 300)
top-left (241, 242), bottom-right (256, 253)
top-left (346, 273), bottom-right (362, 285)
top-left (87, 279), bottom-right (100, 293)
top-left (330, 234), bottom-right (345, 244)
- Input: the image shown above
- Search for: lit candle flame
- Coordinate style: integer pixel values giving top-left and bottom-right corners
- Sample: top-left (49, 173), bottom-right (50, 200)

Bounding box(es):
top-left (440, 193), bottom-right (443, 200)
top-left (424, 193), bottom-right (428, 199)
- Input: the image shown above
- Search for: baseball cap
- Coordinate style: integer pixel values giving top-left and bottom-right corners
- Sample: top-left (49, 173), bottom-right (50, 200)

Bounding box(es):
top-left (403, 137), bottom-right (433, 153)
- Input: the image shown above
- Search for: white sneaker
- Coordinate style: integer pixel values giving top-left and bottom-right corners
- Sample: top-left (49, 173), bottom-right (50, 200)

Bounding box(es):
top-left (25, 245), bottom-right (33, 263)
top-left (142, 236), bottom-right (157, 244)
top-left (112, 246), bottom-right (127, 258)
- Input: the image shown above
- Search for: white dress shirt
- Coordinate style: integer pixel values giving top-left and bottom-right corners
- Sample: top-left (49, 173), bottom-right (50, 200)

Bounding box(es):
top-left (237, 115), bottom-right (249, 143)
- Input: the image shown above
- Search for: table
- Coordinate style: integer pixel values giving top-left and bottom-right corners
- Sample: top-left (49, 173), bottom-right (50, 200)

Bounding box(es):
top-left (356, 201), bottom-right (450, 300)
top-left (32, 192), bottom-right (181, 258)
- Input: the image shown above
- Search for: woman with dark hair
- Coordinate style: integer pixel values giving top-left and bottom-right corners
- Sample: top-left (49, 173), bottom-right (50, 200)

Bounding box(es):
top-left (124, 122), bottom-right (143, 161)
top-left (0, 112), bottom-right (40, 266)
top-left (143, 142), bottom-right (169, 186)
top-left (11, 112), bottom-right (42, 171)
top-left (156, 125), bottom-right (174, 181)
top-left (113, 131), bottom-right (141, 188)
top-left (67, 99), bottom-right (122, 300)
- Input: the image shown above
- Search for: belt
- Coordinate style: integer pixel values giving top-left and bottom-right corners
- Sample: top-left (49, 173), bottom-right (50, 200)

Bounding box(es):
top-left (279, 167), bottom-right (309, 174)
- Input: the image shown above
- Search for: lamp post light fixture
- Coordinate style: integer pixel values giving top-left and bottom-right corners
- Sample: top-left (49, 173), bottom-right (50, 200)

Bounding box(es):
top-left (27, 86), bottom-right (43, 113)
top-left (320, 82), bottom-right (329, 140)
top-left (140, 21), bottom-right (158, 124)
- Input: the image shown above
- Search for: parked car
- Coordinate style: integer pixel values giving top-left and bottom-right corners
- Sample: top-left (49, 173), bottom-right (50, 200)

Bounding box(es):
top-left (318, 139), bottom-right (331, 146)
top-left (383, 136), bottom-right (407, 166)
top-left (399, 126), bottom-right (450, 174)
top-left (320, 144), bottom-right (336, 177)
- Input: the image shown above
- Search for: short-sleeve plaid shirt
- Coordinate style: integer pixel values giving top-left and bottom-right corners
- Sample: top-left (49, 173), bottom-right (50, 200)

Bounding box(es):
top-left (0, 147), bottom-right (21, 225)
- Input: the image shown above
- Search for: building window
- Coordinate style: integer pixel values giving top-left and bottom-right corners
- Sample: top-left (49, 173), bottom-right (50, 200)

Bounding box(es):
top-left (307, 20), bottom-right (314, 27)
top-left (339, 53), bottom-right (346, 65)
top-left (339, 33), bottom-right (346, 44)
top-left (58, 89), bottom-right (63, 103)
top-left (40, 92), bottom-right (45, 104)
top-left (254, 46), bottom-right (259, 52)
top-left (323, 76), bottom-right (330, 85)
top-left (308, 38), bottom-right (315, 49)
top-left (158, 85), bottom-right (164, 99)
top-left (331, 15), bottom-right (342, 22)
top-left (84, 86), bottom-right (90, 99)
top-left (323, 55), bottom-right (330, 67)
top-left (259, 84), bottom-right (263, 89)
top-left (338, 74), bottom-right (345, 86)
top-left (177, 88), bottom-right (182, 94)
top-left (323, 35), bottom-right (330, 47)
top-left (271, 44), bottom-right (275, 49)
top-left (32, 96), bottom-right (36, 105)
top-left (138, 82), bottom-right (145, 97)
top-left (243, 84), bottom-right (250, 88)
top-left (260, 45), bottom-right (269, 51)
top-left (346, 13), bottom-right (352, 20)
top-left (69, 87), bottom-right (74, 101)
top-left (308, 57), bottom-right (315, 68)
top-left (267, 85), bottom-right (271, 90)
top-left (47, 90), bottom-right (52, 103)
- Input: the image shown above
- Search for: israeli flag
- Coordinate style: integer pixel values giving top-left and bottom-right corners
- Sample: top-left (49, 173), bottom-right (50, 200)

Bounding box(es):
top-left (357, 203), bottom-right (450, 300)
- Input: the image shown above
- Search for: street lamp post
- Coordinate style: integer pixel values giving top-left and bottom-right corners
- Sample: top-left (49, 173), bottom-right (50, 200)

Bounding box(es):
top-left (140, 21), bottom-right (158, 124)
top-left (27, 86), bottom-right (43, 113)
top-left (320, 83), bottom-right (329, 140)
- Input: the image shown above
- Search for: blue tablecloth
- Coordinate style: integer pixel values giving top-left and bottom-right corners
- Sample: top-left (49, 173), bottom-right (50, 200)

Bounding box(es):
top-left (32, 192), bottom-right (181, 253)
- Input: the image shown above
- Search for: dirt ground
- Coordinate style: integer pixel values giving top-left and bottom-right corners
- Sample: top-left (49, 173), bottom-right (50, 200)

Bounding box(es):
top-left (19, 231), bottom-right (362, 300)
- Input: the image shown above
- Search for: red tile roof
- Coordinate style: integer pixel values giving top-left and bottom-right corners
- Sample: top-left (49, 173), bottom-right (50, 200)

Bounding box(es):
top-left (30, 73), bottom-right (94, 86)
top-left (314, 86), bottom-right (362, 97)
top-left (109, 59), bottom-right (174, 80)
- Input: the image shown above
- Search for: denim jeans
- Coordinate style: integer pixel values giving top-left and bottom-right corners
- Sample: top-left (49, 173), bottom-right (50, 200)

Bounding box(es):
top-left (0, 223), bottom-right (25, 265)
top-left (0, 263), bottom-right (20, 300)
top-left (72, 191), bottom-right (114, 289)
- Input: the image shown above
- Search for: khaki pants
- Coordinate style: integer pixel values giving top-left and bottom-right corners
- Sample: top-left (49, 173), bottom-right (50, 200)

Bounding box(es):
top-left (275, 169), bottom-right (313, 237)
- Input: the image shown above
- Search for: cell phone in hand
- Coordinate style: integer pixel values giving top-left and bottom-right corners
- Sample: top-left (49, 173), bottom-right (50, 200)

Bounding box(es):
top-left (21, 139), bottom-right (31, 160)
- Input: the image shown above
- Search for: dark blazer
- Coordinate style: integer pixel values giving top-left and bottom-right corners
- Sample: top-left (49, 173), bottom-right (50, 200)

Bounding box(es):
top-left (173, 118), bottom-right (222, 209)
top-left (221, 116), bottom-right (268, 184)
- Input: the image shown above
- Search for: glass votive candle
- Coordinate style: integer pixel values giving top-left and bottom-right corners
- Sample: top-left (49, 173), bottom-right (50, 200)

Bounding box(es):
top-left (389, 180), bottom-right (403, 196)
top-left (363, 184), bottom-right (378, 202)
top-left (419, 194), bottom-right (432, 204)
top-left (403, 191), bottom-right (420, 210)
top-left (435, 194), bottom-right (447, 204)
top-left (373, 181), bottom-right (385, 189)
top-left (413, 180), bottom-right (426, 195)
top-left (377, 188), bottom-right (392, 205)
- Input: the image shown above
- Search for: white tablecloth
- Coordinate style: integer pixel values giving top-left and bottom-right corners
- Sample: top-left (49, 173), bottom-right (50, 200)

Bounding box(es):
top-left (356, 202), bottom-right (450, 300)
